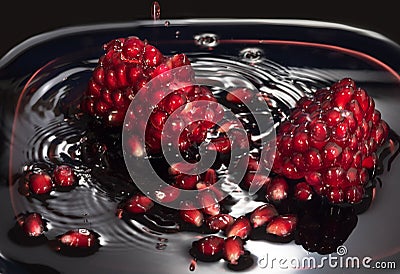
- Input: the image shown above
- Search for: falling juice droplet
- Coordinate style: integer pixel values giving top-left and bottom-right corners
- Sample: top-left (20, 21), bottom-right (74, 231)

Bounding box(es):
top-left (175, 31), bottom-right (181, 39)
top-left (189, 259), bottom-right (197, 271)
top-left (164, 20), bottom-right (170, 27)
top-left (151, 1), bottom-right (161, 21)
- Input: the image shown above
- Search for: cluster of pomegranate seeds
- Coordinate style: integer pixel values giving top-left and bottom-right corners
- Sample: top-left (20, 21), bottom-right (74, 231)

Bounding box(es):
top-left (143, 84), bottom-right (223, 155)
top-left (273, 78), bottom-right (389, 204)
top-left (14, 34), bottom-right (396, 271)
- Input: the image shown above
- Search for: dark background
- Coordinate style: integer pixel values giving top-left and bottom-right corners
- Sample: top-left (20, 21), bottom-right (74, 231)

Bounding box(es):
top-left (0, 0), bottom-right (399, 58)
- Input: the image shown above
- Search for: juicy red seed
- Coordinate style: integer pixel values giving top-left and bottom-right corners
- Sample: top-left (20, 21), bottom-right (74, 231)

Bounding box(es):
top-left (354, 88), bottom-right (370, 113)
top-left (265, 176), bottom-right (289, 202)
top-left (206, 214), bottom-right (234, 231)
top-left (122, 37), bottom-right (144, 60)
top-left (242, 172), bottom-right (270, 190)
top-left (199, 190), bottom-right (220, 216)
top-left (163, 92), bottom-right (187, 114)
top-left (124, 194), bottom-right (154, 214)
top-left (250, 204), bottom-right (278, 228)
top-left (175, 174), bottom-right (199, 190)
top-left (149, 109), bottom-right (168, 130)
top-left (362, 155), bottom-right (376, 169)
top-left (323, 142), bottom-right (343, 163)
top-left (204, 169), bottom-right (217, 185)
top-left (223, 236), bottom-right (245, 265)
top-left (29, 173), bottom-right (53, 195)
top-left (127, 66), bottom-right (143, 84)
top-left (327, 187), bottom-right (344, 204)
top-left (53, 165), bottom-right (75, 187)
top-left (21, 213), bottom-right (45, 237)
top-left (346, 167), bottom-right (358, 184)
top-left (155, 185), bottom-right (180, 203)
top-left (347, 99), bottom-right (363, 123)
top-left (225, 216), bottom-right (251, 239)
top-left (345, 186), bottom-right (364, 204)
top-left (194, 236), bottom-right (224, 257)
top-left (325, 109), bottom-right (342, 126)
top-left (333, 86), bottom-right (354, 109)
top-left (266, 215), bottom-right (297, 237)
top-left (294, 182), bottom-right (313, 201)
top-left (95, 101), bottom-right (111, 116)
top-left (143, 44), bottom-right (163, 67)
top-left (59, 229), bottom-right (98, 248)
top-left (323, 167), bottom-right (346, 187)
top-left (304, 172), bottom-right (322, 186)
top-left (305, 148), bottom-right (322, 170)
top-left (180, 203), bottom-right (204, 227)
top-left (292, 131), bottom-right (309, 152)
top-left (310, 120), bottom-right (328, 141)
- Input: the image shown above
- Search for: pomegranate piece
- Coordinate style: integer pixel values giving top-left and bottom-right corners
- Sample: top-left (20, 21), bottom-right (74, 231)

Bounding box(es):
top-left (294, 182), bottom-right (314, 201)
top-left (265, 176), bottom-right (289, 202)
top-left (206, 214), bottom-right (234, 231)
top-left (273, 78), bottom-right (389, 204)
top-left (225, 216), bottom-right (252, 239)
top-left (29, 173), bottom-right (53, 195)
top-left (59, 228), bottom-right (99, 248)
top-left (199, 190), bottom-right (221, 216)
top-left (266, 214), bottom-right (297, 237)
top-left (53, 165), bottom-right (75, 187)
top-left (179, 202), bottom-right (204, 227)
top-left (191, 235), bottom-right (224, 262)
top-left (124, 194), bottom-right (154, 214)
top-left (250, 203), bottom-right (278, 228)
top-left (223, 236), bottom-right (245, 265)
top-left (20, 213), bottom-right (45, 237)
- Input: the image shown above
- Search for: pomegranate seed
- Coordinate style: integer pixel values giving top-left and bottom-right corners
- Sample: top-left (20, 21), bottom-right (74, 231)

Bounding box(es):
top-left (294, 182), bottom-right (313, 201)
top-left (175, 174), bottom-right (199, 190)
top-left (53, 165), bottom-right (75, 187)
top-left (266, 215), bottom-right (297, 237)
top-left (206, 214), bottom-right (234, 231)
top-left (250, 204), bottom-right (278, 228)
top-left (29, 173), bottom-right (53, 195)
top-left (59, 228), bottom-right (98, 248)
top-left (180, 202), bottom-right (204, 227)
top-left (21, 213), bottom-right (45, 237)
top-left (226, 216), bottom-right (251, 239)
top-left (124, 194), bottom-right (154, 214)
top-left (265, 176), bottom-right (289, 202)
top-left (193, 235), bottom-right (224, 258)
top-left (242, 172), bottom-right (270, 190)
top-left (199, 190), bottom-right (220, 216)
top-left (223, 236), bottom-right (245, 265)
top-left (327, 187), bottom-right (344, 204)
top-left (345, 185), bottom-right (364, 204)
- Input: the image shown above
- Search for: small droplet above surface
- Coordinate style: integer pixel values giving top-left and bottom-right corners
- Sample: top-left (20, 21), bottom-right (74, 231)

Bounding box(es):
top-left (151, 1), bottom-right (161, 20)
top-left (240, 48), bottom-right (264, 62)
top-left (164, 21), bottom-right (170, 27)
top-left (194, 33), bottom-right (219, 48)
